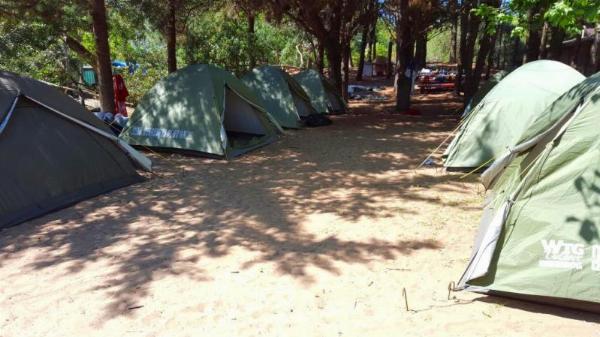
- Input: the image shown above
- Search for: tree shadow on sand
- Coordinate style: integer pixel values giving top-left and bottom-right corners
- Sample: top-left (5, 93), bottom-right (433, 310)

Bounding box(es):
top-left (0, 109), bottom-right (471, 322)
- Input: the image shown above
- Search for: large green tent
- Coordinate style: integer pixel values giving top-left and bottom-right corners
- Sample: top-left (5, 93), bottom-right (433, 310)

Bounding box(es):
top-left (458, 72), bottom-right (600, 311)
top-left (293, 69), bottom-right (346, 114)
top-left (120, 64), bottom-right (282, 158)
top-left (444, 60), bottom-right (584, 171)
top-left (0, 71), bottom-right (151, 229)
top-left (242, 65), bottom-right (318, 129)
top-left (462, 70), bottom-right (508, 118)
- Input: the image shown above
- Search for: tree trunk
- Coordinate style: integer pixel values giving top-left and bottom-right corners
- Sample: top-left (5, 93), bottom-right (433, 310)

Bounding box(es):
top-left (524, 7), bottom-right (541, 63)
top-left (539, 21), bottom-right (549, 59)
top-left (247, 13), bottom-right (256, 69)
top-left (496, 25), bottom-right (504, 69)
top-left (512, 36), bottom-right (523, 67)
top-left (316, 42), bottom-right (325, 74)
top-left (548, 26), bottom-right (565, 60)
top-left (461, 6), bottom-right (481, 106)
top-left (166, 0), bottom-right (177, 73)
top-left (467, 27), bottom-right (494, 102)
top-left (449, 0), bottom-right (458, 63)
top-left (571, 34), bottom-right (582, 69)
top-left (324, 37), bottom-right (343, 95)
top-left (395, 0), bottom-right (413, 112)
top-left (456, 2), bottom-right (470, 94)
top-left (342, 42), bottom-right (350, 100)
top-left (486, 30), bottom-right (498, 79)
top-left (592, 23), bottom-right (600, 73)
top-left (356, 23), bottom-right (370, 81)
top-left (370, 22), bottom-right (377, 61)
top-left (89, 0), bottom-right (114, 113)
top-left (414, 30), bottom-right (427, 69)
top-left (387, 39), bottom-right (393, 79)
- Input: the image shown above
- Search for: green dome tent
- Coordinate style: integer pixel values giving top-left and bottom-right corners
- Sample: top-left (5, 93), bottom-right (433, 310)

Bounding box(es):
top-left (458, 73), bottom-right (600, 311)
top-left (462, 70), bottom-right (508, 118)
top-left (444, 60), bottom-right (584, 171)
top-left (120, 64), bottom-right (282, 158)
top-left (0, 71), bottom-right (151, 229)
top-left (242, 65), bottom-right (318, 129)
top-left (293, 69), bottom-right (346, 114)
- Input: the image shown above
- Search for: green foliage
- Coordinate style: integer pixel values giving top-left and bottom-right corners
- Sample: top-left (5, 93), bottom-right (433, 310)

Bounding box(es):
top-left (183, 11), bottom-right (310, 75)
top-left (426, 28), bottom-right (452, 62)
top-left (474, 0), bottom-right (600, 39)
top-left (121, 67), bottom-right (165, 105)
top-left (0, 20), bottom-right (79, 85)
top-left (545, 0), bottom-right (600, 34)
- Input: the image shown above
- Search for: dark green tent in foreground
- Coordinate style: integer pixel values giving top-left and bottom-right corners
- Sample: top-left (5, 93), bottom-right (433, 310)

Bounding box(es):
top-left (0, 71), bottom-right (151, 229)
top-left (458, 72), bottom-right (600, 311)
top-left (444, 60), bottom-right (584, 170)
top-left (242, 65), bottom-right (318, 129)
top-left (293, 69), bottom-right (346, 114)
top-left (121, 64), bottom-right (282, 158)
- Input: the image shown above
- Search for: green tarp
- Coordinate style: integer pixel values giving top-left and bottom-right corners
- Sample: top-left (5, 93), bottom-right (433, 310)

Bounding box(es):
top-left (293, 69), bottom-right (346, 114)
top-left (458, 72), bottom-right (600, 311)
top-left (0, 70), bottom-right (149, 229)
top-left (444, 60), bottom-right (585, 170)
top-left (120, 64), bottom-right (282, 158)
top-left (242, 65), bottom-right (318, 129)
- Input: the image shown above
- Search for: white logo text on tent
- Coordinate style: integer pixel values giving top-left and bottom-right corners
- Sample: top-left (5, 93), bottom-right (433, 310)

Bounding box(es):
top-left (130, 127), bottom-right (191, 140)
top-left (539, 239), bottom-right (584, 270)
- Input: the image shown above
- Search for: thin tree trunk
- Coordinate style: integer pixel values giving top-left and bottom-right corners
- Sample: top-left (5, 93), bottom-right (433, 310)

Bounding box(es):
top-left (539, 21), bottom-right (549, 59)
top-left (486, 30), bottom-right (498, 78)
top-left (370, 22), bottom-right (377, 61)
top-left (356, 23), bottom-right (370, 81)
top-left (414, 30), bottom-right (427, 69)
top-left (89, 0), bottom-right (114, 113)
top-left (571, 34), bottom-right (582, 68)
top-left (456, 2), bottom-right (470, 94)
top-left (496, 25), bottom-right (504, 69)
top-left (166, 0), bottom-right (177, 73)
top-left (247, 13), bottom-right (256, 69)
top-left (548, 26), bottom-right (565, 60)
top-left (395, 0), bottom-right (413, 112)
top-left (461, 7), bottom-right (480, 106)
top-left (512, 36), bottom-right (522, 67)
top-left (387, 39), bottom-right (393, 79)
top-left (592, 23), bottom-right (600, 72)
top-left (316, 42), bottom-right (325, 74)
top-left (468, 27), bottom-right (494, 101)
top-left (342, 42), bottom-right (350, 100)
top-left (449, 0), bottom-right (458, 63)
top-left (524, 6), bottom-right (541, 63)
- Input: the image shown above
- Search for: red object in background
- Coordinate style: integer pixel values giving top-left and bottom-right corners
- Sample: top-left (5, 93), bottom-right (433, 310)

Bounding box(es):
top-left (113, 74), bottom-right (129, 116)
top-left (402, 108), bottom-right (421, 116)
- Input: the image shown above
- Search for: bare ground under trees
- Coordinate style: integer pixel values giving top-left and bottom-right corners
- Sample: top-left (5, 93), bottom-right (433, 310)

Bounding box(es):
top-left (1, 78), bottom-right (599, 337)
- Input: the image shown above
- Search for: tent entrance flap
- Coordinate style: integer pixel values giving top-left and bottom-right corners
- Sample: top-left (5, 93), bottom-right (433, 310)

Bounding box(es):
top-left (292, 92), bottom-right (313, 117)
top-left (223, 87), bottom-right (270, 152)
top-left (327, 92), bottom-right (343, 112)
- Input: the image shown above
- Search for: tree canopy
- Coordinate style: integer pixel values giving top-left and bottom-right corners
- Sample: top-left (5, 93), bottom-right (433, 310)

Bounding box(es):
top-left (0, 0), bottom-right (598, 110)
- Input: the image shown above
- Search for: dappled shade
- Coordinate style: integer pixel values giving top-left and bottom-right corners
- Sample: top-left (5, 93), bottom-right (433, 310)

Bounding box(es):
top-left (120, 64), bottom-right (282, 158)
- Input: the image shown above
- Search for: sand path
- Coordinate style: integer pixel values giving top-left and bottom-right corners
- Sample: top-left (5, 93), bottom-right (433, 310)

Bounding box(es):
top-left (1, 90), bottom-right (598, 337)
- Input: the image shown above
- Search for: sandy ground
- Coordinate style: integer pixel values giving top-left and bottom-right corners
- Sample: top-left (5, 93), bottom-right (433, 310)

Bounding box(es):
top-left (1, 84), bottom-right (599, 337)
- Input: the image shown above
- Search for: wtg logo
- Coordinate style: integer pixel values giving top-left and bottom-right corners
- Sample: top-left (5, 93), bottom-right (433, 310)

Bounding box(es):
top-left (539, 239), bottom-right (584, 270)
